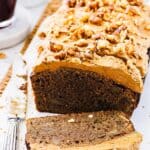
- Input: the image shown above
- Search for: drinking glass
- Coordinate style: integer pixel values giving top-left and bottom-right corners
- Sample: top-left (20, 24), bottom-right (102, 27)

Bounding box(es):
top-left (0, 0), bottom-right (17, 28)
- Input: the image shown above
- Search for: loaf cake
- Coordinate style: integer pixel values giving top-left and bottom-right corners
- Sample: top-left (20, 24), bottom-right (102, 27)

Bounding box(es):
top-left (24, 0), bottom-right (150, 115)
top-left (26, 111), bottom-right (142, 150)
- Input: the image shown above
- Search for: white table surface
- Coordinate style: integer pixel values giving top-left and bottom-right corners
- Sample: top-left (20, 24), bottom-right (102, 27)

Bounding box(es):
top-left (0, 1), bottom-right (150, 150)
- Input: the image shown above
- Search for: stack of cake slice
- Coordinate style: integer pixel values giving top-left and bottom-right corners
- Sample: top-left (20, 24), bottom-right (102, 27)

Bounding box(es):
top-left (24, 0), bottom-right (150, 149)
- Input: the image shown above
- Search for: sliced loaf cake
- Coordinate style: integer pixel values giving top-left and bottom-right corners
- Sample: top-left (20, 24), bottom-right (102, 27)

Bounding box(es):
top-left (26, 111), bottom-right (142, 150)
top-left (24, 0), bottom-right (150, 115)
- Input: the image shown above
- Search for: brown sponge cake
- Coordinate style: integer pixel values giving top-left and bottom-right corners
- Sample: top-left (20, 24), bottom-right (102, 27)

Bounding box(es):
top-left (24, 0), bottom-right (150, 114)
top-left (25, 111), bottom-right (142, 150)
top-left (31, 67), bottom-right (139, 115)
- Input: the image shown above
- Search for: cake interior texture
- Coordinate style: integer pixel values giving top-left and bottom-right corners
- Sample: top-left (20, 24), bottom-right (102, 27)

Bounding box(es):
top-left (31, 67), bottom-right (139, 115)
top-left (26, 111), bottom-right (140, 150)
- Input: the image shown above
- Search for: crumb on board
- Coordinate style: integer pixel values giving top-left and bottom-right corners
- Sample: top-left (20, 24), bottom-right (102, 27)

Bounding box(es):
top-left (0, 52), bottom-right (6, 59)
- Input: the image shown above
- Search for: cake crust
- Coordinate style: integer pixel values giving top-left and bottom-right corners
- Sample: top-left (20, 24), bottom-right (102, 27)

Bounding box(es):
top-left (26, 132), bottom-right (142, 150)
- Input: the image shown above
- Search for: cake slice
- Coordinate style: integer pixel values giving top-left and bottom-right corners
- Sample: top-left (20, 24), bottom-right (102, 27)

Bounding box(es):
top-left (24, 0), bottom-right (150, 115)
top-left (26, 111), bottom-right (142, 150)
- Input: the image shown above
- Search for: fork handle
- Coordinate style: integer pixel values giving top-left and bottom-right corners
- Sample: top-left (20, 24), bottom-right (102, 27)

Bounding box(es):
top-left (3, 118), bottom-right (19, 150)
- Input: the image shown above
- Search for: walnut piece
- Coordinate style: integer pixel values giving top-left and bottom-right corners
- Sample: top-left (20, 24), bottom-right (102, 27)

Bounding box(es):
top-left (89, 14), bottom-right (102, 25)
top-left (126, 6), bottom-right (140, 16)
top-left (113, 25), bottom-right (127, 35)
top-left (67, 48), bottom-right (76, 56)
top-left (87, 42), bottom-right (97, 51)
top-left (71, 27), bottom-right (93, 40)
top-left (55, 51), bottom-right (66, 60)
top-left (84, 51), bottom-right (93, 59)
top-left (97, 39), bottom-right (110, 49)
top-left (50, 42), bottom-right (63, 52)
top-left (76, 39), bottom-right (88, 47)
top-left (80, 14), bottom-right (89, 23)
top-left (92, 33), bottom-right (102, 40)
top-left (67, 0), bottom-right (76, 8)
top-left (106, 35), bottom-right (118, 44)
top-left (79, 0), bottom-right (86, 7)
top-left (88, 1), bottom-right (99, 11)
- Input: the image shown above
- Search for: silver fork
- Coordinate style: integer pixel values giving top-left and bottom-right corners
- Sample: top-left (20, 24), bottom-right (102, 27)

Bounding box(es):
top-left (2, 55), bottom-right (27, 150)
top-left (3, 118), bottom-right (20, 150)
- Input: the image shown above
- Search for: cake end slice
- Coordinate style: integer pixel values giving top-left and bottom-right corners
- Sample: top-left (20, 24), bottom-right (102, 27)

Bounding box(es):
top-left (26, 111), bottom-right (142, 150)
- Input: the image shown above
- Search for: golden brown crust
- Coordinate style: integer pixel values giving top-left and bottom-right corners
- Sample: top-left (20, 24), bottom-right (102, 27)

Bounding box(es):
top-left (24, 0), bottom-right (150, 93)
top-left (27, 132), bottom-right (142, 150)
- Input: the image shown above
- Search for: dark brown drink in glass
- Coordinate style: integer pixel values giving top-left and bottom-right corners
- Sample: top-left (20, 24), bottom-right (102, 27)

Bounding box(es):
top-left (0, 0), bottom-right (16, 27)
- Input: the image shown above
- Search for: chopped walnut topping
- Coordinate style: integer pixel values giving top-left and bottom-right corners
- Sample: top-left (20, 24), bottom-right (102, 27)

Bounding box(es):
top-left (89, 14), bottom-right (102, 25)
top-left (67, 0), bottom-right (76, 8)
top-left (87, 42), bottom-right (97, 51)
top-left (145, 24), bottom-right (150, 30)
top-left (126, 44), bottom-right (134, 56)
top-left (92, 33), bottom-right (102, 40)
top-left (67, 48), bottom-right (76, 56)
top-left (76, 39), bottom-right (88, 47)
top-left (109, 4), bottom-right (114, 11)
top-left (80, 14), bottom-right (89, 23)
top-left (55, 51), bottom-right (67, 60)
top-left (97, 39), bottom-right (110, 50)
top-left (50, 42), bottom-right (63, 52)
top-left (79, 0), bottom-right (86, 7)
top-left (113, 43), bottom-right (126, 56)
top-left (113, 25), bottom-right (127, 35)
top-left (106, 35), bottom-right (118, 44)
top-left (38, 32), bottom-right (47, 39)
top-left (84, 50), bottom-right (93, 59)
top-left (88, 1), bottom-right (99, 11)
top-left (71, 27), bottom-right (93, 40)
top-left (64, 15), bottom-right (75, 26)
top-left (106, 23), bottom-right (119, 34)
top-left (36, 0), bottom-right (150, 79)
top-left (126, 6), bottom-right (141, 16)
top-left (128, 0), bottom-right (142, 6)
top-left (96, 48), bottom-right (110, 56)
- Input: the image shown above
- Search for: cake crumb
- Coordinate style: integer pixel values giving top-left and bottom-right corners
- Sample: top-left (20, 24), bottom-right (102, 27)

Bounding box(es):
top-left (68, 118), bottom-right (75, 123)
top-left (16, 75), bottom-right (27, 81)
top-left (0, 52), bottom-right (6, 59)
top-left (88, 114), bottom-right (93, 118)
top-left (142, 106), bottom-right (145, 109)
top-left (19, 83), bottom-right (27, 94)
top-left (0, 105), bottom-right (3, 109)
